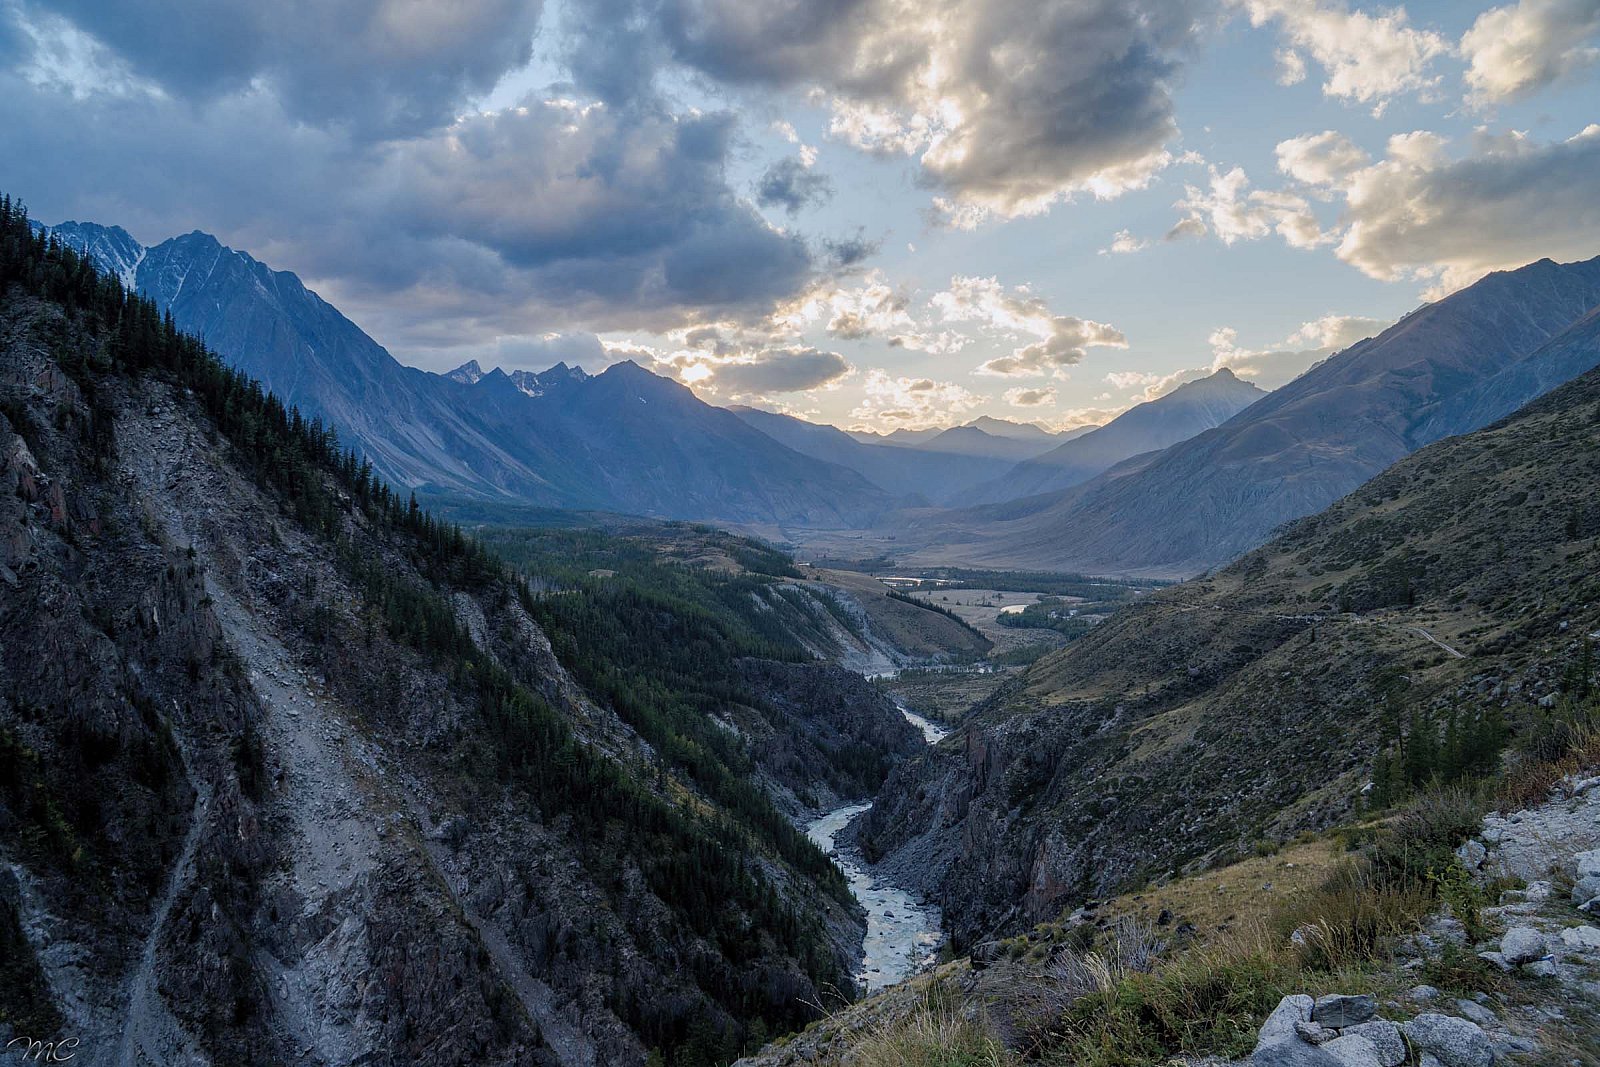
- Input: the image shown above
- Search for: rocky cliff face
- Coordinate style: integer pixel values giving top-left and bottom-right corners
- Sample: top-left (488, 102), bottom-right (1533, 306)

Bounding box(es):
top-left (0, 216), bottom-right (920, 1065)
top-left (863, 358), bottom-right (1600, 949)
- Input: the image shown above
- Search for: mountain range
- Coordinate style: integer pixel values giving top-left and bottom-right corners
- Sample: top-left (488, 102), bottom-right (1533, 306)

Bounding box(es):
top-left (36, 221), bottom-right (893, 526)
top-left (956, 367), bottom-right (1266, 504)
top-left (900, 255), bottom-right (1600, 576)
top-left (35, 218), bottom-right (1600, 582)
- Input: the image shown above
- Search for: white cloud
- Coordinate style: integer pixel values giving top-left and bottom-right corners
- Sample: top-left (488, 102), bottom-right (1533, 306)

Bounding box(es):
top-left (850, 370), bottom-right (981, 428)
top-left (930, 276), bottom-right (1127, 378)
top-left (1170, 165), bottom-right (1330, 248)
top-left (1234, 0), bottom-right (1451, 113)
top-left (1175, 125), bottom-right (1600, 296)
top-left (1105, 371), bottom-right (1164, 390)
top-left (1461, 0), bottom-right (1600, 104)
top-left (1207, 313), bottom-right (1384, 385)
top-left (1334, 124), bottom-right (1600, 292)
top-left (1275, 130), bottom-right (1371, 186)
top-left (1101, 229), bottom-right (1150, 255)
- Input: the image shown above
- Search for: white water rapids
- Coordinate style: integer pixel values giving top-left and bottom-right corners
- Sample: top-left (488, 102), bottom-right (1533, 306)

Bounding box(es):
top-left (803, 698), bottom-right (946, 993)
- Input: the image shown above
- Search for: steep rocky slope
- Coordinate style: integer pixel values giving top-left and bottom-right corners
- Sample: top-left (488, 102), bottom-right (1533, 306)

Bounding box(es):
top-left (0, 205), bottom-right (922, 1064)
top-left (862, 354), bottom-right (1600, 949)
top-left (926, 256), bottom-right (1600, 575)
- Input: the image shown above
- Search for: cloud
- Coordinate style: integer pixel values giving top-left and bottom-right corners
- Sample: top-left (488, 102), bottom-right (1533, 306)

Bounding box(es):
top-left (29, 0), bottom-right (543, 139)
top-left (0, 48), bottom-right (821, 361)
top-left (930, 276), bottom-right (1127, 378)
top-left (1207, 313), bottom-right (1385, 385)
top-left (1105, 371), bottom-right (1164, 390)
top-left (849, 369), bottom-right (980, 428)
top-left (1461, 0), bottom-right (1600, 104)
top-left (573, 0), bottom-right (1204, 225)
top-left (754, 155), bottom-right (833, 215)
top-left (1101, 229), bottom-right (1150, 254)
top-left (1333, 125), bottom-right (1600, 292)
top-left (1274, 129), bottom-right (1370, 186)
top-left (1004, 386), bottom-right (1056, 407)
top-left (820, 230), bottom-right (881, 267)
top-left (692, 346), bottom-right (853, 397)
top-left (1170, 165), bottom-right (1330, 248)
top-left (1173, 124), bottom-right (1600, 294)
top-left (1234, 0), bottom-right (1450, 113)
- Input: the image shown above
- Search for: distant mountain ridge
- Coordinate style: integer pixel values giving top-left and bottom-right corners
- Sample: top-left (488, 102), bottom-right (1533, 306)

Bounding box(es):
top-left (929, 255), bottom-right (1600, 575)
top-left (36, 218), bottom-right (889, 526)
top-left (959, 367), bottom-right (1267, 504)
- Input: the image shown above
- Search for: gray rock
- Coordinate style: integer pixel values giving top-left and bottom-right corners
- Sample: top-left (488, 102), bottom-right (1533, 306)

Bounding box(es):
top-left (1257, 994), bottom-right (1315, 1050)
top-left (1409, 985), bottom-right (1440, 1001)
top-left (1500, 926), bottom-right (1546, 965)
top-left (1340, 1021), bottom-right (1406, 1067)
top-left (1419, 1055), bottom-right (1444, 1067)
top-left (1313, 994), bottom-right (1377, 1027)
top-left (1322, 1035), bottom-right (1382, 1067)
top-left (1404, 1014), bottom-right (1495, 1067)
top-left (1491, 1033), bottom-right (1539, 1057)
top-left (1251, 1040), bottom-right (1345, 1067)
top-left (1296, 1021), bottom-right (1335, 1045)
top-left (1522, 880), bottom-right (1552, 903)
top-left (1452, 999), bottom-right (1498, 1027)
top-left (1575, 850), bottom-right (1600, 904)
top-left (1455, 840), bottom-right (1487, 869)
top-left (1559, 925), bottom-right (1600, 951)
top-left (1476, 950), bottom-right (1514, 972)
top-left (1522, 959), bottom-right (1557, 978)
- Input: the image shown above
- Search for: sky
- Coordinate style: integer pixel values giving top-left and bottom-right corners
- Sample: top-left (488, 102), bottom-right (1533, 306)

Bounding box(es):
top-left (3, 0), bottom-right (1599, 431)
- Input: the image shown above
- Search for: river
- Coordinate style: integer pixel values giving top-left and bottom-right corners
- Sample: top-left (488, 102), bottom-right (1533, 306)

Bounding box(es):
top-left (803, 699), bottom-right (947, 993)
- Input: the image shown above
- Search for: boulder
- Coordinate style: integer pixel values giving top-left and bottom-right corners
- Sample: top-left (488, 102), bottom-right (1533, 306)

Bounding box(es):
top-left (1408, 985), bottom-right (1440, 1002)
top-left (1522, 959), bottom-right (1557, 978)
top-left (1574, 850), bottom-right (1600, 905)
top-left (1451, 999), bottom-right (1497, 1028)
top-left (1499, 926), bottom-right (1546, 965)
top-left (1403, 1014), bottom-right (1494, 1067)
top-left (1560, 925), bottom-right (1600, 951)
top-left (1251, 1040), bottom-right (1344, 1067)
top-left (1322, 1035), bottom-right (1382, 1067)
top-left (1312, 994), bottom-right (1376, 1027)
top-left (1455, 840), bottom-right (1487, 870)
top-left (1257, 994), bottom-right (1314, 1050)
top-left (1475, 951), bottom-right (1513, 973)
top-left (1339, 1021), bottom-right (1406, 1067)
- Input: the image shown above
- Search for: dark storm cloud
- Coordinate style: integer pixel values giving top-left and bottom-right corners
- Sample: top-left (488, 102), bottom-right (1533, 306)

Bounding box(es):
top-left (709, 347), bottom-right (851, 394)
top-left (566, 0), bottom-right (1205, 218)
top-left (30, 0), bottom-right (543, 138)
top-left (821, 230), bottom-right (881, 267)
top-left (0, 45), bottom-right (815, 350)
top-left (754, 157), bottom-right (833, 215)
